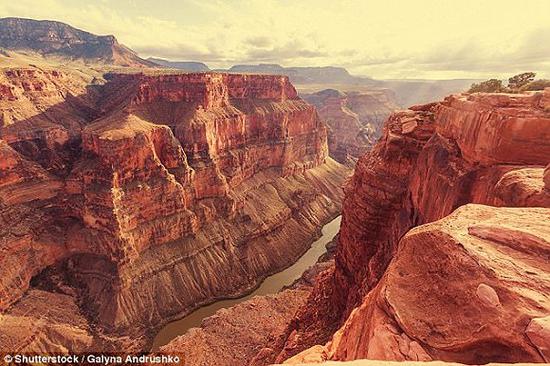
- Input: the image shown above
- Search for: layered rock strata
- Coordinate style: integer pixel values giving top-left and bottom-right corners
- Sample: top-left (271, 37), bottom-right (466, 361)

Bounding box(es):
top-left (160, 286), bottom-right (311, 366)
top-left (160, 224), bottom-right (341, 366)
top-left (302, 89), bottom-right (399, 164)
top-left (0, 68), bottom-right (349, 352)
top-left (286, 205), bottom-right (550, 363)
top-left (275, 90), bottom-right (550, 363)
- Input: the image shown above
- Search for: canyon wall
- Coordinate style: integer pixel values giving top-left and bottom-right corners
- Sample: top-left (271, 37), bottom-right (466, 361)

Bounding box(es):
top-left (276, 90), bottom-right (550, 364)
top-left (302, 89), bottom-right (399, 164)
top-left (0, 68), bottom-right (349, 352)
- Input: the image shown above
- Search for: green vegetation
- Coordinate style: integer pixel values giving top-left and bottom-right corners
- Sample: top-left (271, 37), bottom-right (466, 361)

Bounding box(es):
top-left (468, 72), bottom-right (550, 93)
top-left (508, 72), bottom-right (536, 90)
top-left (468, 79), bottom-right (505, 93)
top-left (520, 79), bottom-right (550, 91)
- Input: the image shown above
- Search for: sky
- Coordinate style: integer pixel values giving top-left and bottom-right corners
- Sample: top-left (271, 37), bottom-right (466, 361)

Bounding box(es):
top-left (1, 0), bottom-right (549, 80)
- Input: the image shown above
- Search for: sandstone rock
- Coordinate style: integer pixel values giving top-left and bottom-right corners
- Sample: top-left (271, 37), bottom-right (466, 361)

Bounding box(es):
top-left (0, 140), bottom-right (67, 311)
top-left (544, 164), bottom-right (550, 190)
top-left (0, 290), bottom-right (95, 353)
top-left (436, 93), bottom-right (550, 165)
top-left (0, 68), bottom-right (350, 352)
top-left (335, 91), bottom-right (550, 310)
top-left (525, 316), bottom-right (550, 362)
top-left (283, 345), bottom-right (328, 364)
top-left (336, 106), bottom-right (438, 306)
top-left (275, 91), bottom-right (550, 363)
top-left (476, 283), bottom-right (501, 308)
top-left (302, 89), bottom-right (399, 164)
top-left (160, 289), bottom-right (310, 366)
top-left (492, 167), bottom-right (550, 207)
top-left (318, 205), bottom-right (550, 363)
top-left (0, 67), bottom-right (96, 176)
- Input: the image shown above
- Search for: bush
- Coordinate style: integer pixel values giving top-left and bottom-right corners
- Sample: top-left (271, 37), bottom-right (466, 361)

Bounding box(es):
top-left (467, 72), bottom-right (548, 94)
top-left (468, 79), bottom-right (505, 93)
top-left (520, 79), bottom-right (550, 91)
top-left (508, 72), bottom-right (536, 90)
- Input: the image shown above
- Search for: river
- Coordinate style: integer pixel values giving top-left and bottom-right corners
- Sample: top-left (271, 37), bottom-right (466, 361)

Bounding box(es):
top-left (151, 215), bottom-right (342, 350)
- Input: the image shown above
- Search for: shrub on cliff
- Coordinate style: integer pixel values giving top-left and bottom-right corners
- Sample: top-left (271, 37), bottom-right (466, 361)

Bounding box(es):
top-left (468, 79), bottom-right (505, 93)
top-left (468, 72), bottom-right (549, 94)
top-left (520, 79), bottom-right (550, 91)
top-left (508, 72), bottom-right (536, 90)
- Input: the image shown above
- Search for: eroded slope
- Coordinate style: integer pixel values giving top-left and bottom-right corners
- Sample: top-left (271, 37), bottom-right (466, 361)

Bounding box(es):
top-left (0, 68), bottom-right (349, 352)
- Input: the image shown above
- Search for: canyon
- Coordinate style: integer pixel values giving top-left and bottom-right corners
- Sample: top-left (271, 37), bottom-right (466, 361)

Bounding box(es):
top-left (0, 64), bottom-right (349, 352)
top-left (0, 16), bottom-right (549, 366)
top-left (161, 90), bottom-right (550, 365)
top-left (302, 89), bottom-right (399, 164)
top-left (156, 89), bottom-right (550, 365)
top-left (274, 90), bottom-right (550, 364)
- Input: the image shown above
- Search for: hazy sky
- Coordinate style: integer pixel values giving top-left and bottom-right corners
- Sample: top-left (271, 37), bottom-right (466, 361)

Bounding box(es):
top-left (1, 0), bottom-right (549, 79)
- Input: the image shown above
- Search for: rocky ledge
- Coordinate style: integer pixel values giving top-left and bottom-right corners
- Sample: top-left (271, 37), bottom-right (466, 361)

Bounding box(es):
top-left (268, 89), bottom-right (550, 364)
top-left (286, 204), bottom-right (550, 363)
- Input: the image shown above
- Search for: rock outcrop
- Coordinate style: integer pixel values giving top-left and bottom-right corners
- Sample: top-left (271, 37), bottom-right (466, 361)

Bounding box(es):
top-left (302, 89), bottom-right (399, 164)
top-left (0, 17), bottom-right (154, 67)
top-left (0, 67), bottom-right (349, 352)
top-left (160, 288), bottom-right (312, 366)
top-left (159, 218), bottom-right (341, 366)
top-left (274, 91), bottom-right (550, 364)
top-left (287, 205), bottom-right (550, 363)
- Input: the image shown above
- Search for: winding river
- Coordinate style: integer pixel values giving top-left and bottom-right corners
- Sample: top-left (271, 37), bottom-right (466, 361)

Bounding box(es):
top-left (151, 215), bottom-right (342, 350)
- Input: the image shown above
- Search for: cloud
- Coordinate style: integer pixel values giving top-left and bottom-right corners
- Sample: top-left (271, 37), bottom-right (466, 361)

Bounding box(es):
top-left (1, 0), bottom-right (549, 79)
top-left (382, 27), bottom-right (550, 77)
top-left (135, 44), bottom-right (226, 62)
top-left (245, 36), bottom-right (272, 49)
top-left (244, 39), bottom-right (328, 63)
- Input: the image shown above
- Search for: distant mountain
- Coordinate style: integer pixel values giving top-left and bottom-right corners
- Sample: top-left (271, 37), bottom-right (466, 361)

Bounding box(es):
top-left (0, 17), bottom-right (154, 67)
top-left (226, 64), bottom-right (286, 74)
top-left (147, 57), bottom-right (210, 72)
top-left (221, 64), bottom-right (478, 106)
top-left (224, 64), bottom-right (375, 85)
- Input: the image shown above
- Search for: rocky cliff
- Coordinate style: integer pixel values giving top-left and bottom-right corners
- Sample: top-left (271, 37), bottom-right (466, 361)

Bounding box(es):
top-left (275, 90), bottom-right (550, 364)
top-left (0, 67), bottom-right (349, 352)
top-left (302, 89), bottom-right (399, 164)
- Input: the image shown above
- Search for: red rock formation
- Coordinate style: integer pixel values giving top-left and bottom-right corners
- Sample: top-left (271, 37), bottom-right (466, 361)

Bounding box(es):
top-left (0, 290), bottom-right (97, 352)
top-left (0, 68), bottom-right (349, 352)
top-left (544, 163), bottom-right (550, 189)
top-left (160, 289), bottom-right (311, 366)
top-left (287, 205), bottom-right (550, 363)
top-left (435, 92), bottom-right (550, 165)
top-left (337, 91), bottom-right (550, 313)
top-left (0, 140), bottom-right (64, 309)
top-left (302, 89), bottom-right (399, 164)
top-left (275, 91), bottom-right (550, 363)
